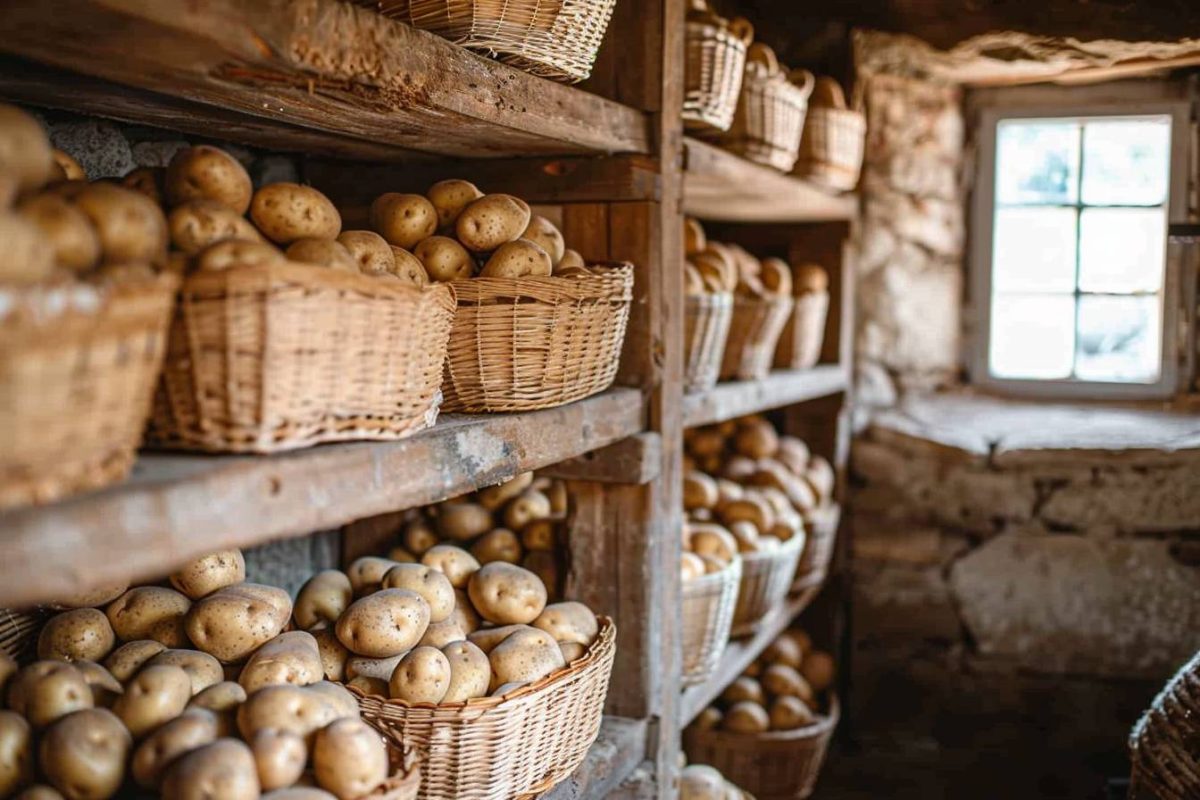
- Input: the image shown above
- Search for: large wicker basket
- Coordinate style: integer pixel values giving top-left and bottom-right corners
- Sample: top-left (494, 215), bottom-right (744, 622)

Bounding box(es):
top-left (685, 292), bottom-right (734, 393)
top-left (796, 107), bottom-right (866, 192)
top-left (720, 294), bottom-right (794, 381)
top-left (685, 696), bottom-right (839, 800)
top-left (773, 290), bottom-right (829, 371)
top-left (149, 264), bottom-right (455, 454)
top-left (731, 534), bottom-right (805, 637)
top-left (0, 275), bottom-right (176, 510)
top-left (357, 0), bottom-right (615, 83)
top-left (351, 617), bottom-right (616, 800)
top-left (684, 11), bottom-right (754, 132)
top-left (1129, 651), bottom-right (1200, 800)
top-left (792, 504), bottom-right (839, 592)
top-left (682, 557), bottom-right (742, 687)
top-left (442, 263), bottom-right (632, 413)
top-left (711, 52), bottom-right (814, 173)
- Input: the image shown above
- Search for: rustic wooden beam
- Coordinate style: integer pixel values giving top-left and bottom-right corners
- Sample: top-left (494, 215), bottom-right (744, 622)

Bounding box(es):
top-left (682, 366), bottom-right (849, 428)
top-left (540, 434), bottom-right (663, 485)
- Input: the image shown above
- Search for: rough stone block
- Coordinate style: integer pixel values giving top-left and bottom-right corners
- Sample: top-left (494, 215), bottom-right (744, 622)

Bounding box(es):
top-left (49, 119), bottom-right (136, 179)
top-left (854, 560), bottom-right (962, 642)
top-left (245, 530), bottom-right (340, 597)
top-left (1039, 464), bottom-right (1200, 533)
top-left (131, 140), bottom-right (190, 168)
top-left (852, 517), bottom-right (944, 566)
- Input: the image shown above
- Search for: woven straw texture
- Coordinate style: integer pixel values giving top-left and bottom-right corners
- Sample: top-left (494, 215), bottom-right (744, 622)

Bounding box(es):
top-left (682, 556), bottom-right (742, 687)
top-left (442, 263), bottom-right (632, 413)
top-left (685, 292), bottom-right (734, 393)
top-left (796, 107), bottom-right (867, 192)
top-left (0, 608), bottom-right (49, 663)
top-left (366, 745), bottom-right (421, 800)
top-left (355, 0), bottom-right (615, 83)
top-left (149, 264), bottom-right (455, 454)
top-left (0, 275), bottom-right (176, 511)
top-left (709, 66), bottom-right (814, 173)
top-left (351, 617), bottom-right (616, 800)
top-left (720, 294), bottom-right (794, 381)
top-left (683, 17), bottom-right (752, 132)
top-left (685, 696), bottom-right (840, 800)
top-left (731, 534), bottom-right (805, 637)
top-left (792, 504), bottom-right (839, 592)
top-left (1129, 650), bottom-right (1200, 800)
top-left (773, 291), bottom-right (829, 371)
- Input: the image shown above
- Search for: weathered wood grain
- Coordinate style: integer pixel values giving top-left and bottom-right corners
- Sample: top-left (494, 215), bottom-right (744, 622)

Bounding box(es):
top-left (541, 434), bottom-right (662, 485)
top-left (683, 366), bottom-right (848, 428)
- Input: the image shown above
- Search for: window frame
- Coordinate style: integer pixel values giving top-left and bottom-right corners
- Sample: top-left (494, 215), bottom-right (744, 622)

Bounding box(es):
top-left (969, 100), bottom-right (1191, 400)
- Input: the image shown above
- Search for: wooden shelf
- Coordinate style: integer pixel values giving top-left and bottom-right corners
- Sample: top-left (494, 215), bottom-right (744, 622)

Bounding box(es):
top-left (0, 389), bottom-right (643, 608)
top-left (683, 138), bottom-right (857, 223)
top-left (683, 365), bottom-right (848, 428)
top-left (680, 587), bottom-right (822, 725)
top-left (544, 716), bottom-right (647, 800)
top-left (0, 0), bottom-right (650, 160)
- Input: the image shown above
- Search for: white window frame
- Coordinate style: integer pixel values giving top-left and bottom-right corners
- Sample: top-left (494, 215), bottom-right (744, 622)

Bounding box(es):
top-left (969, 100), bottom-right (1191, 400)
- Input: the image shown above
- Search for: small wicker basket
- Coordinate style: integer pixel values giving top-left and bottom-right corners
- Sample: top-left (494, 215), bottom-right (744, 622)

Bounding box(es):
top-left (149, 264), bottom-right (455, 454)
top-left (682, 557), bottom-right (742, 687)
top-left (720, 294), bottom-right (794, 382)
top-left (685, 292), bottom-right (734, 393)
top-left (441, 263), bottom-right (632, 413)
top-left (795, 77), bottom-right (866, 192)
top-left (685, 696), bottom-right (839, 800)
top-left (351, 617), bottom-right (616, 800)
top-left (792, 504), bottom-right (839, 593)
top-left (683, 8), bottom-right (754, 132)
top-left (0, 274), bottom-right (176, 511)
top-left (731, 534), bottom-right (805, 637)
top-left (773, 290), bottom-right (829, 371)
top-left (1129, 651), bottom-right (1200, 800)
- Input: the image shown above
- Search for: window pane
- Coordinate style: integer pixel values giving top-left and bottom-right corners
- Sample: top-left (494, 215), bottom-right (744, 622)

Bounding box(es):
top-left (1081, 118), bottom-right (1171, 206)
top-left (989, 294), bottom-right (1075, 379)
top-left (1078, 207), bottom-right (1166, 293)
top-left (992, 206), bottom-right (1077, 293)
top-left (996, 120), bottom-right (1079, 205)
top-left (1074, 295), bottom-right (1161, 382)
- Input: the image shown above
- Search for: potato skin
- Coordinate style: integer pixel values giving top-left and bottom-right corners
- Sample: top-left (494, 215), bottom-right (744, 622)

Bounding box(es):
top-left (335, 589), bottom-right (431, 659)
top-left (238, 631), bottom-right (324, 693)
top-left (388, 246), bottom-right (429, 286)
top-left (455, 194), bottom-right (530, 253)
top-left (468, 563), bottom-right (548, 626)
top-left (413, 235), bottom-right (474, 282)
top-left (305, 682), bottom-right (360, 720)
top-left (0, 104), bottom-right (55, 192)
top-left (285, 238), bottom-right (358, 272)
top-left (421, 546), bottom-right (480, 590)
top-left (427, 179), bottom-right (483, 229)
top-left (251, 183), bottom-right (341, 245)
top-left (532, 602), bottom-right (599, 647)
top-left (113, 664), bottom-right (192, 740)
top-left (0, 711), bottom-right (33, 797)
top-left (70, 662), bottom-right (122, 709)
top-left (131, 708), bottom-right (219, 788)
top-left (169, 549), bottom-right (246, 600)
top-left (520, 215), bottom-right (566, 266)
top-left (294, 570), bottom-right (353, 631)
top-left (312, 718), bottom-right (389, 800)
top-left (487, 627), bottom-right (565, 691)
top-left (262, 789), bottom-right (337, 800)
top-left (388, 646), bottom-right (450, 704)
top-left (16, 194), bottom-right (100, 273)
top-left (166, 145), bottom-right (253, 214)
top-left (440, 640), bottom-right (490, 703)
top-left (103, 640), bottom-right (166, 683)
top-left (436, 502), bottom-right (493, 542)
top-left (121, 166), bottom-right (164, 205)
top-left (8, 662), bottom-right (93, 730)
top-left (311, 629), bottom-right (349, 683)
top-left (160, 738), bottom-right (261, 800)
top-left (168, 199), bottom-right (262, 255)
top-left (147, 649), bottom-right (224, 696)
top-left (416, 617), bottom-right (465, 649)
top-left (337, 230), bottom-right (395, 276)
top-left (250, 728), bottom-right (307, 792)
top-left (74, 183), bottom-right (168, 265)
top-left (37, 609), bottom-right (116, 663)
top-left (38, 708), bottom-right (130, 800)
top-left (479, 239), bottom-right (552, 279)
top-left (195, 239), bottom-right (285, 272)
top-left (470, 529), bottom-right (522, 565)
top-left (236, 685), bottom-right (339, 746)
top-left (345, 557), bottom-right (398, 596)
top-left (370, 193), bottom-right (437, 250)
top-left (185, 583), bottom-right (292, 664)
top-left (381, 564), bottom-right (455, 624)
top-left (106, 587), bottom-right (191, 648)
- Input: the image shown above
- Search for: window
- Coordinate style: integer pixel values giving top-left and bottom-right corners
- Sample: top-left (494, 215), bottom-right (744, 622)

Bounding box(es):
top-left (972, 103), bottom-right (1189, 398)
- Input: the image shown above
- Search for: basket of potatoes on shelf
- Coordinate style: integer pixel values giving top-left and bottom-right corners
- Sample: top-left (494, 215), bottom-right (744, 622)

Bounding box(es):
top-left (681, 526), bottom-right (743, 688)
top-left (683, 216), bottom-right (734, 393)
top-left (0, 104), bottom-right (177, 510)
top-left (680, 761), bottom-right (756, 800)
top-left (685, 628), bottom-right (838, 800)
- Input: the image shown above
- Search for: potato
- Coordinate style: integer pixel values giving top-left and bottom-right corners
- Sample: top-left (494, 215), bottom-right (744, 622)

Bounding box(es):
top-left (250, 183), bottom-right (340, 244)
top-left (762, 636), bottom-right (803, 669)
top-left (345, 654), bottom-right (403, 682)
top-left (769, 695), bottom-right (815, 731)
top-left (0, 104), bottom-right (55, 193)
top-left (121, 166), bottom-right (164, 205)
top-left (554, 249), bottom-right (586, 275)
top-left (387, 546), bottom-right (418, 564)
top-left (168, 198), bottom-right (262, 255)
top-left (345, 676), bottom-right (387, 697)
top-left (421, 545), bottom-right (480, 590)
top-left (683, 217), bottom-right (707, 256)
top-left (368, 193), bottom-right (437, 250)
top-left (346, 557), bottom-right (399, 596)
top-left (488, 627), bottom-right (565, 691)
top-left (722, 700), bottom-right (770, 733)
top-left (427, 179), bottom-right (483, 229)
top-left (449, 590), bottom-right (481, 635)
top-left (102, 640), bottom-right (166, 684)
top-left (687, 523), bottom-right (738, 564)
top-left (727, 520), bottom-right (759, 553)
top-left (559, 642), bottom-right (586, 663)
top-left (800, 650), bottom-right (835, 693)
top-left (779, 628), bottom-right (812, 655)
top-left (335, 589), bottom-right (431, 658)
top-left (717, 497), bottom-right (774, 536)
top-left (49, 149), bottom-right (84, 181)
top-left (400, 518), bottom-right (438, 557)
top-left (185, 583), bottom-right (291, 664)
top-left (794, 263), bottom-right (829, 293)
top-left (760, 256), bottom-right (793, 295)
top-left (761, 664), bottom-right (813, 704)
top-left (806, 456), bottom-right (835, 503)
top-left (146, 649), bottom-right (223, 696)
top-left (236, 685), bottom-right (339, 745)
top-left (468, 563), bottom-right (548, 626)
top-left (16, 194), bottom-right (100, 273)
top-left (440, 641), bottom-right (489, 703)
top-left (776, 436), bottom-right (810, 474)
top-left (502, 489), bottom-right (552, 531)
top-left (313, 718), bottom-right (388, 800)
top-left (286, 238), bottom-right (358, 272)
top-left (690, 706), bottom-right (722, 733)
top-left (720, 676), bottom-right (764, 706)
top-left (416, 617), bottom-right (465, 650)
top-left (735, 418), bottom-right (779, 459)
top-left (413, 235), bottom-right (473, 281)
top-left (187, 681), bottom-right (245, 737)
top-left (699, 553), bottom-right (729, 573)
top-left (295, 570), bottom-right (353, 631)
top-left (113, 664), bottom-right (191, 739)
top-left (334, 230), bottom-right (394, 276)
top-left (479, 239), bottom-right (552, 279)
top-left (437, 502), bottom-right (493, 542)
top-left (170, 549), bottom-right (246, 600)
top-left (305, 682), bottom-right (359, 721)
top-left (131, 707), bottom-right (219, 788)
top-left (388, 646), bottom-right (450, 704)
top-left (475, 473), bottom-right (531, 512)
top-left (70, 662), bottom-right (122, 709)
top-left (72, 183), bottom-right (167, 265)
top-left (39, 708), bottom-right (130, 800)
top-left (680, 552), bottom-right (705, 582)
top-left (387, 246), bottom-right (429, 286)
top-left (37, 609), bottom-right (115, 663)
top-left (0, 711), bottom-right (33, 796)
top-left (470, 529), bottom-right (522, 565)
top-left (520, 215), bottom-right (565, 266)
top-left (195, 238), bottom-right (285, 272)
top-left (521, 551), bottom-right (560, 599)
top-left (250, 729), bottom-right (306, 792)
top-left (14, 786), bottom-right (65, 800)
top-left (680, 764), bottom-right (726, 800)
top-left (239, 631), bottom-right (323, 693)
top-left (519, 519), bottom-right (556, 552)
top-left (455, 194), bottom-right (530, 253)
top-left (310, 630), bottom-right (349, 683)
top-left (381, 564), bottom-right (455, 624)
top-left (683, 471), bottom-right (719, 512)
top-left (161, 738), bottom-right (260, 800)
top-left (166, 145), bottom-right (252, 213)
top-left (532, 602), bottom-right (598, 647)
top-left (466, 624), bottom-right (529, 654)
top-left (262, 789), bottom-right (337, 800)
top-left (9, 662), bottom-right (93, 730)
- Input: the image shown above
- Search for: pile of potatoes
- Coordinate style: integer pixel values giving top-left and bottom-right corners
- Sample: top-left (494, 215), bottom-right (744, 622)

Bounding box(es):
top-left (683, 217), bottom-right (793, 301)
top-left (679, 762), bottom-right (749, 800)
top-left (688, 627), bottom-right (835, 737)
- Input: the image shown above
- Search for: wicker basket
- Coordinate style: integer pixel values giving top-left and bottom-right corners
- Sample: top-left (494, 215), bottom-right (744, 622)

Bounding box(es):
top-left (795, 107), bottom-right (866, 192)
top-left (685, 696), bottom-right (839, 800)
top-left (682, 557), bottom-right (742, 687)
top-left (351, 617), bottom-right (616, 800)
top-left (1129, 651), bottom-right (1200, 800)
top-left (0, 608), bottom-right (49, 663)
top-left (366, 745), bottom-right (422, 800)
top-left (685, 292), bottom-right (734, 393)
top-left (731, 534), bottom-right (805, 637)
top-left (773, 290), bottom-right (829, 371)
top-left (792, 504), bottom-right (839, 592)
top-left (148, 264), bottom-right (455, 454)
top-left (720, 294), bottom-right (794, 381)
top-left (684, 11), bottom-right (754, 132)
top-left (355, 0), bottom-right (615, 83)
top-left (441, 263), bottom-right (632, 413)
top-left (0, 275), bottom-right (176, 511)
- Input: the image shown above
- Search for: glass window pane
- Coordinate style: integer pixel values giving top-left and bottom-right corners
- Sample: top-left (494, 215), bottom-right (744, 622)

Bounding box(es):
top-left (1081, 117), bottom-right (1171, 206)
top-left (1078, 207), bottom-right (1166, 294)
top-left (992, 207), bottom-right (1077, 293)
top-left (996, 120), bottom-right (1080, 205)
top-left (1074, 295), bottom-right (1161, 383)
top-left (989, 294), bottom-right (1075, 379)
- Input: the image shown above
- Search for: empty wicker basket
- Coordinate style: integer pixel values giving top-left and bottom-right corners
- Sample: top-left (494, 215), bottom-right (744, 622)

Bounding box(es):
top-left (792, 504), bottom-right (839, 592)
top-left (1129, 650), bottom-right (1200, 800)
top-left (774, 290), bottom-right (829, 371)
top-left (731, 534), bottom-right (805, 636)
top-left (795, 78), bottom-right (866, 192)
top-left (682, 557), bottom-right (742, 686)
top-left (684, 5), bottom-right (754, 132)
top-left (720, 294), bottom-right (794, 381)
top-left (150, 264), bottom-right (455, 454)
top-left (0, 274), bottom-right (176, 510)
top-left (442, 263), bottom-right (632, 413)
top-left (352, 617), bottom-right (616, 800)
top-left (685, 292), bottom-right (734, 393)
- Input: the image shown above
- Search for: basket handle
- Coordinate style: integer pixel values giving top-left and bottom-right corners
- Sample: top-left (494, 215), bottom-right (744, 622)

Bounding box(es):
top-left (788, 68), bottom-right (816, 98)
top-left (747, 42), bottom-right (779, 75)
top-left (728, 16), bottom-right (755, 45)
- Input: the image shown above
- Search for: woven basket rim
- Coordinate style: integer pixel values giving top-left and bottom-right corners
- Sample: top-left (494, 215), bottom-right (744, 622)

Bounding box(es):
top-left (683, 554), bottom-right (744, 596)
top-left (741, 533), bottom-right (805, 564)
top-left (181, 262), bottom-right (456, 305)
top-left (806, 105), bottom-right (866, 124)
top-left (686, 17), bottom-right (752, 46)
top-left (365, 748), bottom-right (422, 799)
top-left (693, 694), bottom-right (841, 744)
top-left (0, 271), bottom-right (179, 330)
top-left (449, 261), bottom-right (633, 303)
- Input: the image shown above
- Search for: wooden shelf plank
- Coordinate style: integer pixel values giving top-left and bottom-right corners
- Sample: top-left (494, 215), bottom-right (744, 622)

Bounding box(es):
top-left (0, 389), bottom-right (644, 608)
top-left (680, 587), bottom-right (821, 726)
top-left (683, 138), bottom-right (857, 223)
top-left (0, 0), bottom-right (650, 160)
top-left (543, 716), bottom-right (648, 800)
top-left (683, 365), bottom-right (848, 428)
